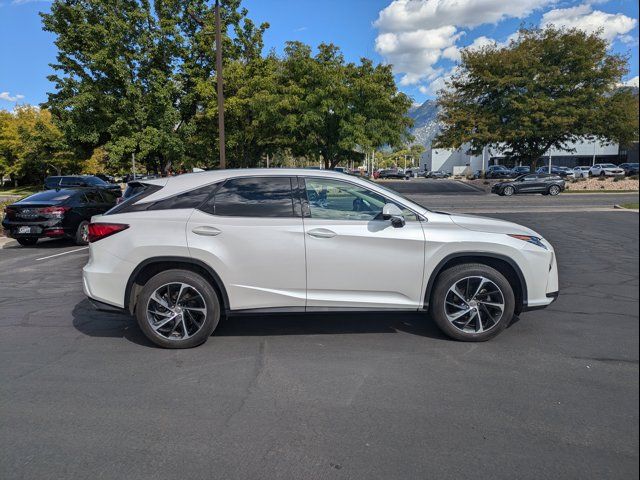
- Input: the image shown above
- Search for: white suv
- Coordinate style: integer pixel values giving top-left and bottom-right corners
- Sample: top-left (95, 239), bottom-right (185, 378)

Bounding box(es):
top-left (589, 163), bottom-right (625, 177)
top-left (83, 169), bottom-right (559, 348)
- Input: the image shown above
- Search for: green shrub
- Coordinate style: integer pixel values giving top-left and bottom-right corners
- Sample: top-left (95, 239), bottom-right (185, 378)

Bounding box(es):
top-left (597, 176), bottom-right (607, 181)
top-left (629, 175), bottom-right (639, 180)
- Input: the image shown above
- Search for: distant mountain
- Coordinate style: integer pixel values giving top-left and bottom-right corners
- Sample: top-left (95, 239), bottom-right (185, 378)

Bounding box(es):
top-left (408, 99), bottom-right (441, 148)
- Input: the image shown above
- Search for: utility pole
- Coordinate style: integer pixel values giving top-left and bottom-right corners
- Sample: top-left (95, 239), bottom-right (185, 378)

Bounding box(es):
top-left (132, 152), bottom-right (136, 179)
top-left (214, 0), bottom-right (226, 169)
top-left (189, 1), bottom-right (226, 169)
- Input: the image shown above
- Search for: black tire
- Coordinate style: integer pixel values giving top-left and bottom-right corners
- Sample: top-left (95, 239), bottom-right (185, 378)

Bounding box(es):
top-left (429, 263), bottom-right (515, 342)
top-left (503, 186), bottom-right (515, 197)
top-left (548, 185), bottom-right (561, 196)
top-left (75, 220), bottom-right (90, 246)
top-left (135, 269), bottom-right (221, 349)
top-left (16, 238), bottom-right (38, 247)
top-left (600, 171), bottom-right (606, 177)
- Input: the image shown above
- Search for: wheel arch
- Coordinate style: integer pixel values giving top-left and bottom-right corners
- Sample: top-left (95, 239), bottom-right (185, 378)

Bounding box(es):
top-left (424, 253), bottom-right (528, 314)
top-left (124, 256), bottom-right (230, 315)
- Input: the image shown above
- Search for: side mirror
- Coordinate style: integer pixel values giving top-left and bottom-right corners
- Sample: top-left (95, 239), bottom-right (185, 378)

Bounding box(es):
top-left (382, 203), bottom-right (405, 228)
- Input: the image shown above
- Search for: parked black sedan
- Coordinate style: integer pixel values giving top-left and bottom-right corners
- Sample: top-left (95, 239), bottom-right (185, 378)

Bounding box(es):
top-left (2, 188), bottom-right (117, 246)
top-left (491, 174), bottom-right (566, 196)
top-left (44, 175), bottom-right (122, 198)
top-left (378, 169), bottom-right (409, 180)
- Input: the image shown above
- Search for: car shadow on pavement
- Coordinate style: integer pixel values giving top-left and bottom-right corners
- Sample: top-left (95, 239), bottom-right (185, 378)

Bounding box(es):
top-left (2, 238), bottom-right (78, 249)
top-left (72, 299), bottom-right (449, 347)
top-left (72, 299), bottom-right (156, 348)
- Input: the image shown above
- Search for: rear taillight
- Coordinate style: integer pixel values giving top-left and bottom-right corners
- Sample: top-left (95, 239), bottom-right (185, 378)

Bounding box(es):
top-left (4, 207), bottom-right (16, 220)
top-left (88, 223), bottom-right (129, 243)
top-left (40, 206), bottom-right (71, 218)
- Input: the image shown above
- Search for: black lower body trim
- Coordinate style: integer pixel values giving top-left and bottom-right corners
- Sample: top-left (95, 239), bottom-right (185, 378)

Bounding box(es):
top-left (88, 297), bottom-right (128, 315)
top-left (521, 291), bottom-right (559, 312)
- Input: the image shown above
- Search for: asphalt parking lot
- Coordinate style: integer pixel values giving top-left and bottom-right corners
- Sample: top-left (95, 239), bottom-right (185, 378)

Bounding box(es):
top-left (0, 206), bottom-right (638, 478)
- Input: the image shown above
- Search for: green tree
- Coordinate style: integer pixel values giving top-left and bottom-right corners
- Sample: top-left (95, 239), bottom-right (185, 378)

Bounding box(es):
top-left (434, 27), bottom-right (639, 171)
top-left (0, 106), bottom-right (75, 186)
top-left (278, 42), bottom-right (413, 170)
top-left (41, 0), bottom-right (269, 172)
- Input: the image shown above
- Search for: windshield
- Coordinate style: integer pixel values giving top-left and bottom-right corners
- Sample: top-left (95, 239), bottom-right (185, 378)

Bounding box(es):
top-left (84, 176), bottom-right (109, 186)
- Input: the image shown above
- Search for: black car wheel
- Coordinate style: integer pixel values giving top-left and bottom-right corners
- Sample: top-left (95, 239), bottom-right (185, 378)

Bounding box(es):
top-left (16, 238), bottom-right (38, 247)
top-left (136, 269), bottom-right (221, 349)
top-left (548, 185), bottom-right (561, 196)
top-left (503, 186), bottom-right (515, 196)
top-left (600, 171), bottom-right (606, 177)
top-left (75, 220), bottom-right (90, 246)
top-left (429, 263), bottom-right (515, 342)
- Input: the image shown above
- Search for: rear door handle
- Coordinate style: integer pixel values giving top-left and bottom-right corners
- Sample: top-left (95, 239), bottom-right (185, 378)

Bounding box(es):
top-left (307, 228), bottom-right (336, 239)
top-left (192, 226), bottom-right (222, 236)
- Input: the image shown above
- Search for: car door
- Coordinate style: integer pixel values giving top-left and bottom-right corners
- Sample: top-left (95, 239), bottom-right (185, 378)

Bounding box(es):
top-left (186, 176), bottom-right (307, 312)
top-left (515, 174), bottom-right (540, 193)
top-left (300, 176), bottom-right (426, 310)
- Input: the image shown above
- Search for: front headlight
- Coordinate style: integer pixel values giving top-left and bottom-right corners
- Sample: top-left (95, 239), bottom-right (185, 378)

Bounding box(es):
top-left (508, 234), bottom-right (548, 250)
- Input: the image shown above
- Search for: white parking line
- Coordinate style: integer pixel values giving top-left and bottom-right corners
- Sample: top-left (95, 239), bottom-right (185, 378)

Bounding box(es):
top-left (36, 247), bottom-right (89, 262)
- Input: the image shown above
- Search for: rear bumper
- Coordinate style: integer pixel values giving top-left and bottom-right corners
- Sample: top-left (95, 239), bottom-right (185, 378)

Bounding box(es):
top-left (2, 219), bottom-right (72, 239)
top-left (83, 245), bottom-right (136, 309)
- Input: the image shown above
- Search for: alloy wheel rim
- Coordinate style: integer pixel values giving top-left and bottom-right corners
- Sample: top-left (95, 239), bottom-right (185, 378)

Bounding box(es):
top-left (146, 282), bottom-right (207, 341)
top-left (505, 187), bottom-right (514, 196)
top-left (81, 224), bottom-right (89, 243)
top-left (444, 276), bottom-right (505, 334)
top-left (550, 186), bottom-right (560, 195)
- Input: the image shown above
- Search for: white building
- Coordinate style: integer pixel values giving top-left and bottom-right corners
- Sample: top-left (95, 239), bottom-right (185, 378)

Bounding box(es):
top-left (423, 139), bottom-right (621, 173)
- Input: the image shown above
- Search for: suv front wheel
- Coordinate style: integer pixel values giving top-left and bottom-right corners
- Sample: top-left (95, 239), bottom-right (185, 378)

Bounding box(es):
top-left (429, 263), bottom-right (515, 341)
top-left (135, 269), bottom-right (221, 348)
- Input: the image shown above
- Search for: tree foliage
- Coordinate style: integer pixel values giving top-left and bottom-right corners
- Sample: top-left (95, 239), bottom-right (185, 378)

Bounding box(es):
top-left (37, 0), bottom-right (413, 175)
top-left (0, 106), bottom-right (76, 186)
top-left (434, 27), bottom-right (640, 170)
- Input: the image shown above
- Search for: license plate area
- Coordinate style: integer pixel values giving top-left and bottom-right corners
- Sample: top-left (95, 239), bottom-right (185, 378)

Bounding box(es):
top-left (16, 226), bottom-right (41, 235)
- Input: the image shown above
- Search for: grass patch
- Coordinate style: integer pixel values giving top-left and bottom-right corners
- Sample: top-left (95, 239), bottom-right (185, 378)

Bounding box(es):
top-left (620, 203), bottom-right (639, 210)
top-left (0, 185), bottom-right (38, 196)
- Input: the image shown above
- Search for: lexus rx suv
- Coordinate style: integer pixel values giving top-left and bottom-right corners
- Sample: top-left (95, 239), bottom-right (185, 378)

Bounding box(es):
top-left (589, 164), bottom-right (625, 177)
top-left (83, 169), bottom-right (559, 348)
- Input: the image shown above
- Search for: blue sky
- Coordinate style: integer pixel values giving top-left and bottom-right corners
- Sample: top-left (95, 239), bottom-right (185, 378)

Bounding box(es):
top-left (1, 0), bottom-right (638, 108)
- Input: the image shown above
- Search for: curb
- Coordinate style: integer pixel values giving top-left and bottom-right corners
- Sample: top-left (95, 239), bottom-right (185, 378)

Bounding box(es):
top-left (0, 237), bottom-right (16, 248)
top-left (614, 204), bottom-right (640, 212)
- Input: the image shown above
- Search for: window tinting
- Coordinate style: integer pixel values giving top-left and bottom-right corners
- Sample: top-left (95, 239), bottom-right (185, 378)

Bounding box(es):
top-left (146, 185), bottom-right (215, 211)
top-left (200, 177), bottom-right (295, 217)
top-left (303, 178), bottom-right (417, 221)
top-left (82, 191), bottom-right (103, 204)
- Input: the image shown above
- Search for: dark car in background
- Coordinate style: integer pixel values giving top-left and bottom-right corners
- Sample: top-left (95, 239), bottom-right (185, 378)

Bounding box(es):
top-left (536, 166), bottom-right (575, 179)
top-left (511, 166), bottom-right (531, 176)
top-left (485, 165), bottom-right (513, 179)
top-left (491, 173), bottom-right (565, 197)
top-left (619, 163), bottom-right (639, 176)
top-left (426, 170), bottom-right (450, 178)
top-left (44, 175), bottom-right (122, 198)
top-left (378, 169), bottom-right (409, 180)
top-left (2, 188), bottom-right (117, 246)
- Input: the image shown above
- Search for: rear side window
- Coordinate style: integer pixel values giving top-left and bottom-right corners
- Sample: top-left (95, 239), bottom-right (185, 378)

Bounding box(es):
top-left (83, 191), bottom-right (103, 204)
top-left (146, 185), bottom-right (215, 211)
top-left (199, 177), bottom-right (295, 217)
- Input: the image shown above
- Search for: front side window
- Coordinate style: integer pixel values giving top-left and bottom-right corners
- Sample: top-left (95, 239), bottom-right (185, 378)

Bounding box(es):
top-left (303, 178), bottom-right (417, 221)
top-left (200, 177), bottom-right (295, 217)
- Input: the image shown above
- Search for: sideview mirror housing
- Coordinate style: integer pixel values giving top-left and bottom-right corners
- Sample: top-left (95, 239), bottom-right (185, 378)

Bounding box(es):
top-left (382, 203), bottom-right (406, 228)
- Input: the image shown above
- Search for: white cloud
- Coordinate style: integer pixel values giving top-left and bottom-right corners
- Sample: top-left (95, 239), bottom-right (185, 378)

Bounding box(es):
top-left (374, 1), bottom-right (552, 89)
top-left (540, 4), bottom-right (637, 42)
top-left (623, 76), bottom-right (639, 88)
top-left (375, 25), bottom-right (462, 85)
top-left (0, 91), bottom-right (25, 102)
top-left (375, 0), bottom-right (555, 33)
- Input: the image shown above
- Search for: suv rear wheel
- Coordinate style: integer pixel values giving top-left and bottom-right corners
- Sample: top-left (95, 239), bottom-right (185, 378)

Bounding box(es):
top-left (429, 263), bottom-right (515, 342)
top-left (135, 269), bottom-right (221, 348)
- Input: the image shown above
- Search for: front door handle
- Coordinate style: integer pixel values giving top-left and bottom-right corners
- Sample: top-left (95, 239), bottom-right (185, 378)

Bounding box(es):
top-left (192, 226), bottom-right (222, 237)
top-left (307, 228), bottom-right (336, 239)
